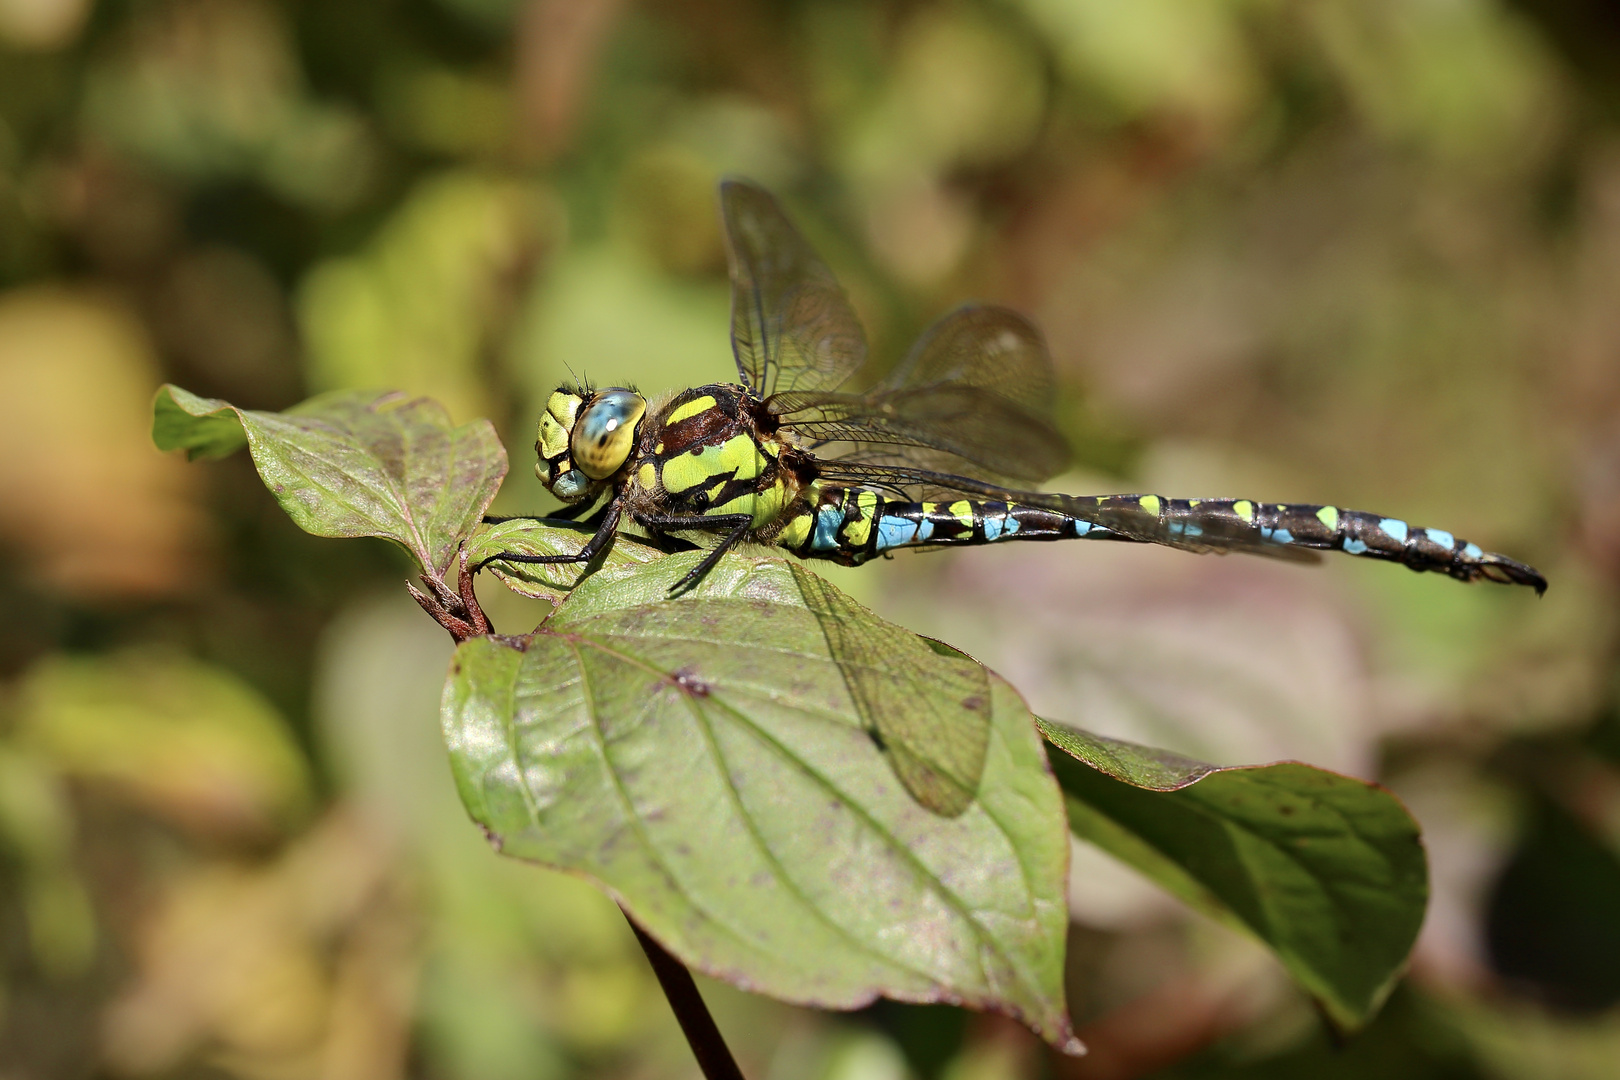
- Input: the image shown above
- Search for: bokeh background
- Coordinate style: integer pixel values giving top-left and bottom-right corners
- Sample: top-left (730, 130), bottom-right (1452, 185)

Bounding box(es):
top-left (3, 0), bottom-right (1620, 1077)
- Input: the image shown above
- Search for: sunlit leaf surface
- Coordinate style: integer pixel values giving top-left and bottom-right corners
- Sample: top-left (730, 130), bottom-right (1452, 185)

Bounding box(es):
top-left (1039, 716), bottom-right (1426, 1031)
top-left (153, 384), bottom-right (505, 577)
top-left (442, 551), bottom-right (1077, 1051)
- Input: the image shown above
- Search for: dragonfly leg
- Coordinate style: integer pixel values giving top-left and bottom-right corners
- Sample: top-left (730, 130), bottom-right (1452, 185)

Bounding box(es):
top-left (638, 513), bottom-right (755, 594)
top-left (483, 494), bottom-right (600, 525)
top-left (472, 501), bottom-right (623, 572)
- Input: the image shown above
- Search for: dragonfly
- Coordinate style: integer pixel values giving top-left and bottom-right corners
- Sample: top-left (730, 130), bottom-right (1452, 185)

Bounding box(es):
top-left (483, 179), bottom-right (1546, 600)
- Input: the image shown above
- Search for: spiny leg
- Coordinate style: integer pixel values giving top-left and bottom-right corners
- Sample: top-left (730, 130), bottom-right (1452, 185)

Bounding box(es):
top-left (483, 493), bottom-right (601, 525)
top-left (637, 513), bottom-right (755, 594)
top-left (472, 501), bottom-right (623, 572)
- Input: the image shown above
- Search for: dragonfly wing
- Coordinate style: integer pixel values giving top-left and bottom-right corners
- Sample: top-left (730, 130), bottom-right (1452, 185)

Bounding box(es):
top-left (794, 568), bottom-right (989, 817)
top-left (1051, 492), bottom-right (1327, 564)
top-left (721, 179), bottom-right (868, 398)
top-left (771, 305), bottom-right (1071, 485)
top-left (809, 460), bottom-right (1074, 506)
top-left (884, 303), bottom-right (1055, 412)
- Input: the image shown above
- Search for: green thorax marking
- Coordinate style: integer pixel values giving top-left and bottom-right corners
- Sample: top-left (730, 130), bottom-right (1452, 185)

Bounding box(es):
top-left (642, 386), bottom-right (797, 530)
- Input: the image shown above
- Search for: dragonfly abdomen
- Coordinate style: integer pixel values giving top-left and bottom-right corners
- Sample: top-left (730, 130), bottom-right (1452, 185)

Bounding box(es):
top-left (1079, 495), bottom-right (1546, 592)
top-left (776, 488), bottom-right (1545, 592)
top-left (776, 488), bottom-right (1125, 566)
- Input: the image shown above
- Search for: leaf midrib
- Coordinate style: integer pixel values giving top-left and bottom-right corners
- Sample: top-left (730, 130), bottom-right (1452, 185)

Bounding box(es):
top-left (540, 627), bottom-right (1035, 996)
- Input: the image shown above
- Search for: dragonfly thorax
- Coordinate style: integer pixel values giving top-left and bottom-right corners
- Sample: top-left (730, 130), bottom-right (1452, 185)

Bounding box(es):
top-left (534, 387), bottom-right (647, 500)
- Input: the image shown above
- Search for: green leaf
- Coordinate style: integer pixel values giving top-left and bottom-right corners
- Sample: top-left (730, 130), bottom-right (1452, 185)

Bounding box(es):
top-left (465, 518), bottom-right (665, 603)
top-left (442, 551), bottom-right (1078, 1052)
top-left (1038, 717), bottom-right (1426, 1032)
top-left (152, 384), bottom-right (506, 577)
top-left (152, 385), bottom-right (250, 460)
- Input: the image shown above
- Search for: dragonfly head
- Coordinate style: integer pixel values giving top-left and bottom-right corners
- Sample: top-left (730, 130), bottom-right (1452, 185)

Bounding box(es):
top-left (534, 386), bottom-right (646, 500)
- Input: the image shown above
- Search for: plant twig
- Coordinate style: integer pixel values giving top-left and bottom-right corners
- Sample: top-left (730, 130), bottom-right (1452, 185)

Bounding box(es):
top-left (623, 907), bottom-right (746, 1080)
top-left (409, 550), bottom-right (494, 643)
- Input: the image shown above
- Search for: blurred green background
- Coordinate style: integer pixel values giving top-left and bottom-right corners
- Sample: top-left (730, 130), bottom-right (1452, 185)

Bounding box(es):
top-left (3, 0), bottom-right (1620, 1077)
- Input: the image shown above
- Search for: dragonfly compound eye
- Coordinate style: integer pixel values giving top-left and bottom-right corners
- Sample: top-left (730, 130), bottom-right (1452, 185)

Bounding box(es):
top-left (570, 389), bottom-right (646, 480)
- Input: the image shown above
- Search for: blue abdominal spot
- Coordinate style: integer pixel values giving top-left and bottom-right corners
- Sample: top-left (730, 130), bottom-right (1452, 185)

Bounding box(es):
top-left (1262, 527), bottom-right (1294, 544)
top-left (1463, 542), bottom-right (1483, 559)
top-left (1343, 537), bottom-right (1369, 555)
top-left (875, 516), bottom-right (919, 552)
top-left (1379, 518), bottom-right (1408, 543)
top-left (811, 506), bottom-right (843, 551)
top-left (1425, 528), bottom-right (1455, 549)
top-left (984, 513), bottom-right (1016, 541)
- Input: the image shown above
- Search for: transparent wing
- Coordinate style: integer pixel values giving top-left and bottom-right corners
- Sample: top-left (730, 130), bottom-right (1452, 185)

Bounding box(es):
top-left (770, 305), bottom-right (1071, 488)
top-left (722, 179), bottom-right (868, 398)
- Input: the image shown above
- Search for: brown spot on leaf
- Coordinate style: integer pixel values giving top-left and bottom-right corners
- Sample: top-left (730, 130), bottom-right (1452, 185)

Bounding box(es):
top-left (672, 666), bottom-right (711, 697)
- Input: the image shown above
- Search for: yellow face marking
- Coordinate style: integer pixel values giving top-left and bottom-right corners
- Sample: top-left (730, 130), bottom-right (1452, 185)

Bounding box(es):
top-left (1233, 500), bottom-right (1255, 523)
top-left (1316, 506), bottom-right (1339, 530)
top-left (1138, 495), bottom-right (1161, 516)
top-left (636, 462), bottom-right (657, 490)
top-left (777, 510), bottom-right (812, 548)
top-left (537, 412), bottom-right (570, 459)
top-left (666, 395), bottom-right (717, 425)
top-left (948, 500), bottom-right (973, 527)
top-left (654, 442), bottom-right (664, 454)
top-left (546, 390), bottom-right (582, 427)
